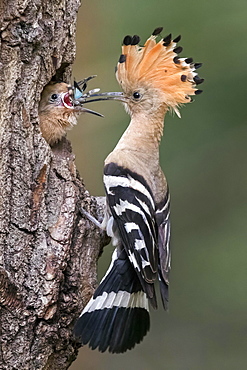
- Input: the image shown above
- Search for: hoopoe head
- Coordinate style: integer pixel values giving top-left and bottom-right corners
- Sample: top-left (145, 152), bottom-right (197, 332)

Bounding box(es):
top-left (70, 28), bottom-right (203, 121)
top-left (115, 27), bottom-right (203, 117)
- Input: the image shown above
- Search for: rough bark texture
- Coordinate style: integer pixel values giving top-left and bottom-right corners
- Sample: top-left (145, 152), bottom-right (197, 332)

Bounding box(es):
top-left (0, 1), bottom-right (107, 369)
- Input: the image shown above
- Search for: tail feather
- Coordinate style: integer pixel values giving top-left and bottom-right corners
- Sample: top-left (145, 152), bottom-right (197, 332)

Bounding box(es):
top-left (90, 308), bottom-right (118, 351)
top-left (109, 308), bottom-right (135, 353)
top-left (112, 305), bottom-right (134, 351)
top-left (81, 309), bottom-right (109, 347)
top-left (74, 248), bottom-right (150, 353)
top-left (97, 307), bottom-right (120, 352)
top-left (119, 306), bottom-right (149, 351)
top-left (108, 307), bottom-right (150, 353)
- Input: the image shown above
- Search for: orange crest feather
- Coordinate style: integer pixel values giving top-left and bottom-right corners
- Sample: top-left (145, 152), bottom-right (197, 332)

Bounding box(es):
top-left (116, 28), bottom-right (203, 115)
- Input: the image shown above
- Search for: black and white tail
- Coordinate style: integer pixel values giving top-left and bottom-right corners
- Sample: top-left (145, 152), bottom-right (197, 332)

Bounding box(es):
top-left (74, 249), bottom-right (150, 353)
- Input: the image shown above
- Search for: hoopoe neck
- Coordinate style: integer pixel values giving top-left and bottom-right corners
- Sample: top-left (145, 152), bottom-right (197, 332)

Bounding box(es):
top-left (114, 109), bottom-right (166, 155)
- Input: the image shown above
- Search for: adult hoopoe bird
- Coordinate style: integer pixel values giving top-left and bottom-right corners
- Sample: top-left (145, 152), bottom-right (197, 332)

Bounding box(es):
top-left (38, 78), bottom-right (103, 145)
top-left (74, 27), bottom-right (203, 353)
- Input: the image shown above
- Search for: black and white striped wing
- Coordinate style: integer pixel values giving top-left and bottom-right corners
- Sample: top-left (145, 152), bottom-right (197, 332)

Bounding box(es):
top-left (104, 163), bottom-right (158, 286)
top-left (155, 190), bottom-right (171, 309)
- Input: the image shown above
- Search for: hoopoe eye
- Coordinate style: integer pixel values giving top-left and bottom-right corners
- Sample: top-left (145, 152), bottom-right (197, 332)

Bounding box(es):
top-left (132, 91), bottom-right (142, 100)
top-left (50, 93), bottom-right (59, 101)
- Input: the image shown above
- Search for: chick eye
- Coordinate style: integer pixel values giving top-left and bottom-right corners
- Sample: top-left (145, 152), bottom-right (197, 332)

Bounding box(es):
top-left (50, 93), bottom-right (59, 101)
top-left (133, 91), bottom-right (141, 100)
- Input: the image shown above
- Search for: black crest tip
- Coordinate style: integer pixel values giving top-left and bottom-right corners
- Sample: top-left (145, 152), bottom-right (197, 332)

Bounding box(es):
top-left (185, 57), bottom-right (193, 64)
top-left (194, 63), bottom-right (203, 70)
top-left (193, 76), bottom-right (204, 85)
top-left (131, 35), bottom-right (140, 45)
top-left (163, 33), bottom-right (172, 46)
top-left (195, 89), bottom-right (203, 95)
top-left (118, 54), bottom-right (126, 63)
top-left (173, 35), bottom-right (181, 43)
top-left (152, 27), bottom-right (163, 36)
top-left (173, 46), bottom-right (183, 54)
top-left (173, 56), bottom-right (180, 64)
top-left (123, 35), bottom-right (132, 46)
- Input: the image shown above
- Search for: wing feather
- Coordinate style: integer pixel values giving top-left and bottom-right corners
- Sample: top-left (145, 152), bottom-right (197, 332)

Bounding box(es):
top-left (104, 163), bottom-right (158, 286)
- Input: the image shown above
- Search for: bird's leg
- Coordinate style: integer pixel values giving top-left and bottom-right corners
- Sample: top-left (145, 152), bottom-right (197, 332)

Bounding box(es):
top-left (79, 206), bottom-right (104, 230)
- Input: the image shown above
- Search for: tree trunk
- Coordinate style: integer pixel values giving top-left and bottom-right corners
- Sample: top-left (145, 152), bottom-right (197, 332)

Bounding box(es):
top-left (0, 1), bottom-right (107, 369)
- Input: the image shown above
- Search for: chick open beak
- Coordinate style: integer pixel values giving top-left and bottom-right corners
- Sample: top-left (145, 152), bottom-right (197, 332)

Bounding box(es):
top-left (62, 90), bottom-right (104, 117)
top-left (61, 92), bottom-right (74, 109)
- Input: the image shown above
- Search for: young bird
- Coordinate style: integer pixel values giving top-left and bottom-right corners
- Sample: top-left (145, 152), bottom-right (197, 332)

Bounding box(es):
top-left (74, 27), bottom-right (203, 353)
top-left (38, 80), bottom-right (102, 145)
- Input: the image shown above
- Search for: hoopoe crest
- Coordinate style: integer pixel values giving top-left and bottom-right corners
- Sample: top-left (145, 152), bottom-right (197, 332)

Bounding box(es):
top-left (116, 28), bottom-right (203, 117)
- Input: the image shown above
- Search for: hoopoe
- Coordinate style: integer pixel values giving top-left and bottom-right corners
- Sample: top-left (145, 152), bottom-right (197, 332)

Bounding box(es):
top-left (38, 78), bottom-right (103, 145)
top-left (74, 27), bottom-right (203, 353)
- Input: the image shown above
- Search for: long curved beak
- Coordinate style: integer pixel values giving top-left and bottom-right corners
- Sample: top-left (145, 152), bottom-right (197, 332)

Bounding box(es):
top-left (72, 92), bottom-right (127, 118)
top-left (69, 78), bottom-right (127, 117)
top-left (76, 92), bottom-right (127, 104)
top-left (70, 74), bottom-right (128, 117)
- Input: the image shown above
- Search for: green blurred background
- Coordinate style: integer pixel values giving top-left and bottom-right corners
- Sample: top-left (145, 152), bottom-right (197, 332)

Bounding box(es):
top-left (70, 1), bottom-right (247, 369)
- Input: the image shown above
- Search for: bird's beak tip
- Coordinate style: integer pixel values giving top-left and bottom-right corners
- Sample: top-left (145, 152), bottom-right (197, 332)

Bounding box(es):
top-left (74, 106), bottom-right (104, 118)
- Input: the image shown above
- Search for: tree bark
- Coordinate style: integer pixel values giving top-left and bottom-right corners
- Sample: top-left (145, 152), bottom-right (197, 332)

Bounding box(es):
top-left (0, 1), bottom-right (107, 369)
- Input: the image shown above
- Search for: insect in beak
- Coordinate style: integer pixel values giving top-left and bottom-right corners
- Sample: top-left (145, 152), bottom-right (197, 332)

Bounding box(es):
top-left (67, 77), bottom-right (106, 117)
